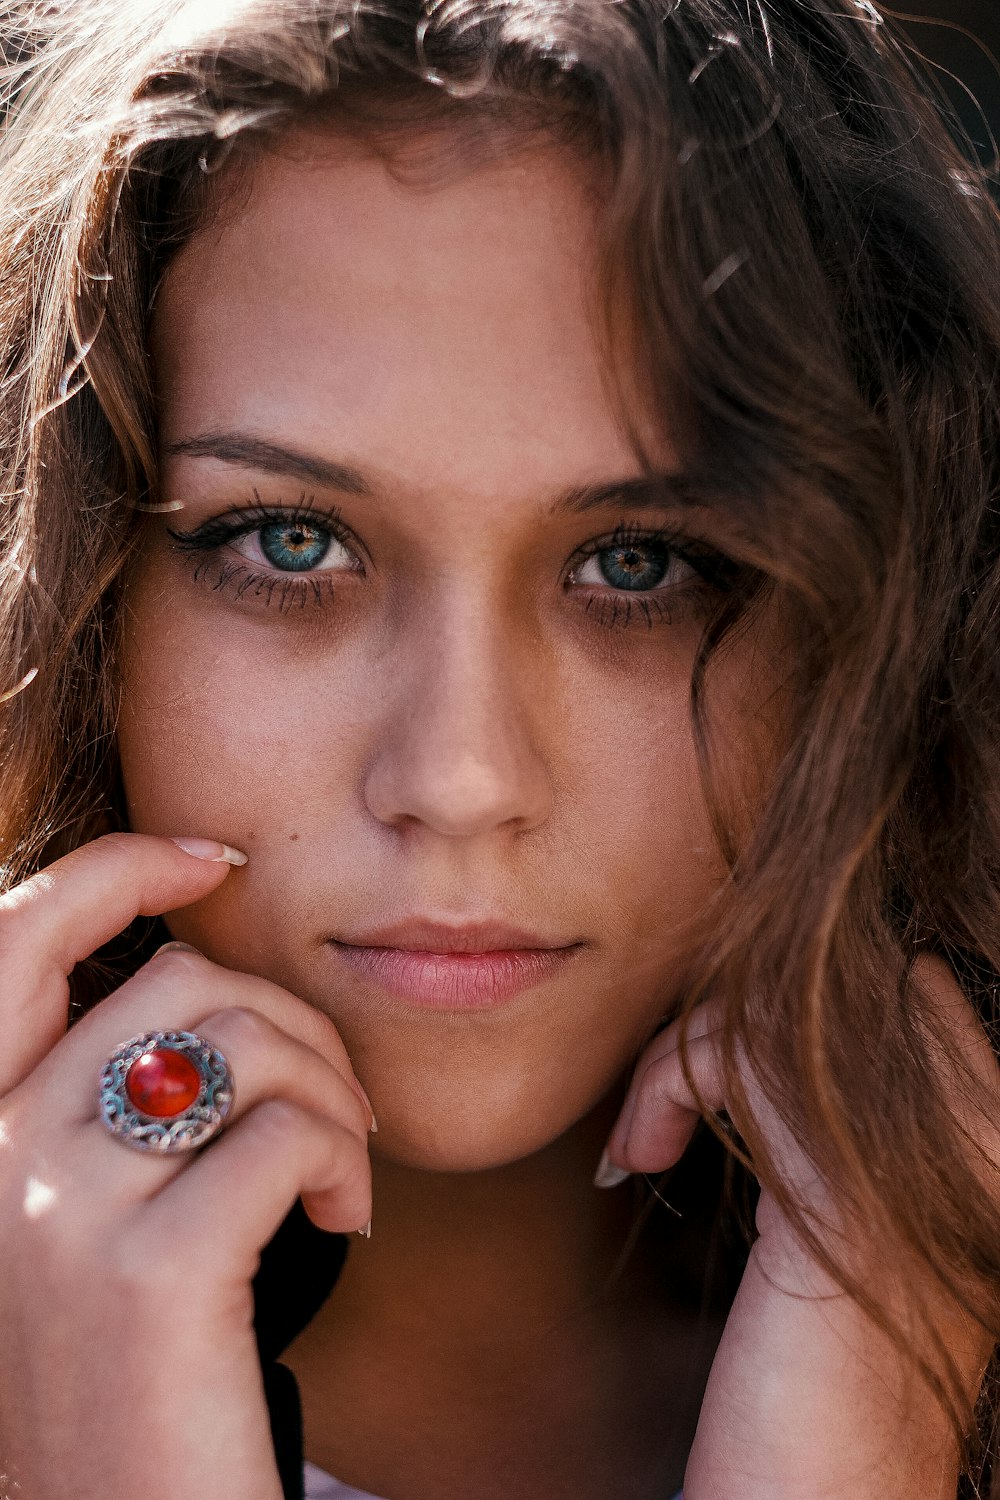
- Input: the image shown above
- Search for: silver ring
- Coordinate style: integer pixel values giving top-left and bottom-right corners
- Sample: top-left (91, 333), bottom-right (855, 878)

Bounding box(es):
top-left (98, 1030), bottom-right (235, 1154)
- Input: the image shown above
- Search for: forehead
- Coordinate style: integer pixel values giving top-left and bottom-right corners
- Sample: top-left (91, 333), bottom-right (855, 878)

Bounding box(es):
top-left (151, 128), bottom-right (662, 500)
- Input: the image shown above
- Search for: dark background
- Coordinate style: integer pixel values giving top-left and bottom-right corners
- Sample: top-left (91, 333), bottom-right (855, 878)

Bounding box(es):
top-left (894, 1), bottom-right (1000, 170)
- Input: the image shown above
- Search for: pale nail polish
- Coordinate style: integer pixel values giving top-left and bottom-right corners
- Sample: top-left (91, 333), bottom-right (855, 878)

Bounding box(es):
top-left (354, 1081), bottom-right (378, 1133)
top-left (357, 1218), bottom-right (372, 1239)
top-left (153, 941), bottom-right (201, 957)
top-left (170, 836), bottom-right (248, 866)
top-left (594, 1150), bottom-right (631, 1189)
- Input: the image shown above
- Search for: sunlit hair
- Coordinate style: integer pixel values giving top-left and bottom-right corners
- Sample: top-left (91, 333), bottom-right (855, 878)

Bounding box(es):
top-left (2, 0), bottom-right (1000, 1489)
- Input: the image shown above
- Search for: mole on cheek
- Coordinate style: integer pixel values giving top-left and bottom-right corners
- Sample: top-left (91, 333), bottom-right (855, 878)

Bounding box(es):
top-left (289, 832), bottom-right (300, 842)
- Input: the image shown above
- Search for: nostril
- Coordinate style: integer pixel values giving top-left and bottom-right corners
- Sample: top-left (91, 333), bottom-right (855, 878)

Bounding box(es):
top-left (364, 748), bottom-right (551, 838)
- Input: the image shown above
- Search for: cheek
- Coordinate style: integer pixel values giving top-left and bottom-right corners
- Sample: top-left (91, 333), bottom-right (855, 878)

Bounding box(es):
top-left (555, 640), bottom-right (729, 931)
top-left (556, 626), bottom-right (777, 1031)
top-left (116, 569), bottom-right (363, 833)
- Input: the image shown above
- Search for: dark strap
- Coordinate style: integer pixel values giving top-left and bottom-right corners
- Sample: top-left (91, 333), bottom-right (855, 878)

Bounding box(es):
top-left (263, 1360), bottom-right (305, 1500)
top-left (253, 1200), bottom-right (349, 1498)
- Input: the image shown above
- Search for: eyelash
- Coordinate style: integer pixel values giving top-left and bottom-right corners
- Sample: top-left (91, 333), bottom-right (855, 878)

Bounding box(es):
top-left (167, 499), bottom-right (740, 630)
top-left (168, 496), bottom-right (355, 613)
top-left (567, 521), bottom-right (739, 630)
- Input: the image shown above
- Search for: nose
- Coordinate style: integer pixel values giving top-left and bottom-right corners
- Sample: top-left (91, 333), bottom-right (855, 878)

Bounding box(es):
top-left (362, 601), bottom-right (554, 840)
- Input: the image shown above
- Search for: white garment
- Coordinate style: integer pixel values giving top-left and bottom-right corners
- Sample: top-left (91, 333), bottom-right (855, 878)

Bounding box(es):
top-left (303, 1460), bottom-right (386, 1500)
top-left (303, 1462), bottom-right (683, 1500)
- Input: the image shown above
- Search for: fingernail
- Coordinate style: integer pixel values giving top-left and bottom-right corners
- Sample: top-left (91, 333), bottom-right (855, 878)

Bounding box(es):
top-left (357, 1218), bottom-right (372, 1239)
top-left (594, 1150), bottom-right (631, 1189)
top-left (170, 836), bottom-right (248, 866)
top-left (153, 941), bottom-right (201, 957)
top-left (354, 1081), bottom-right (378, 1133)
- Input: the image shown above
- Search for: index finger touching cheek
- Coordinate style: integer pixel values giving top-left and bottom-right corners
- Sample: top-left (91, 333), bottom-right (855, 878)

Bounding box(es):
top-left (0, 833), bottom-right (247, 1092)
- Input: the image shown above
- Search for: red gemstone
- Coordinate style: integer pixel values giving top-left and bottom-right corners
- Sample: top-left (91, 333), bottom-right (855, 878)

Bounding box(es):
top-left (125, 1048), bottom-right (202, 1118)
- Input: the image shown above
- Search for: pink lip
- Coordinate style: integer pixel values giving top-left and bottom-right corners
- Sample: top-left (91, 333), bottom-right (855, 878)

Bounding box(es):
top-left (329, 920), bottom-right (582, 1009)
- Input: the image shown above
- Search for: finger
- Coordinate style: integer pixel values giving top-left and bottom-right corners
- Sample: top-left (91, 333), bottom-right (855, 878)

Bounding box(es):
top-left (66, 1004), bottom-right (372, 1210)
top-left (135, 1101), bottom-right (372, 1273)
top-left (0, 834), bottom-right (245, 1090)
top-left (25, 948), bottom-right (373, 1128)
top-left (605, 1002), bottom-right (727, 1174)
top-left (621, 997), bottom-right (726, 1132)
top-left (188, 1004), bottom-right (370, 1147)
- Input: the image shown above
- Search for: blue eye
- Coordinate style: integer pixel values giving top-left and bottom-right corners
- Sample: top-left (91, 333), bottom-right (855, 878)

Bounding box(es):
top-left (574, 536), bottom-right (693, 593)
top-left (593, 540), bottom-right (671, 591)
top-left (258, 520), bottom-right (331, 572)
top-left (167, 500), bottom-right (363, 598)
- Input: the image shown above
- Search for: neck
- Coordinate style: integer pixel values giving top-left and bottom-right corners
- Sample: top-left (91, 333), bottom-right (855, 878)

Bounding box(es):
top-left (284, 1088), bottom-right (717, 1500)
top-left (341, 1086), bottom-right (647, 1342)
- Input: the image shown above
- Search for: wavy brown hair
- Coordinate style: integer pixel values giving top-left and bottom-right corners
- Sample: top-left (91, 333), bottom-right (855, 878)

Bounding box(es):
top-left (2, 0), bottom-right (1000, 1491)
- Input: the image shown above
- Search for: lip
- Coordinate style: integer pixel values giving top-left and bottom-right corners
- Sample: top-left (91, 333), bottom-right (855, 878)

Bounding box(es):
top-left (335, 918), bottom-right (571, 952)
top-left (328, 919), bottom-right (583, 1009)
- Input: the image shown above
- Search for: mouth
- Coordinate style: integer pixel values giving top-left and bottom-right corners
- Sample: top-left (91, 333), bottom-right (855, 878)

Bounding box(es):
top-left (328, 919), bottom-right (584, 1009)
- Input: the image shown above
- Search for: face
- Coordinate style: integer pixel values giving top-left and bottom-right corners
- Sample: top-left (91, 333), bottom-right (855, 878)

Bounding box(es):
top-left (118, 126), bottom-right (770, 1172)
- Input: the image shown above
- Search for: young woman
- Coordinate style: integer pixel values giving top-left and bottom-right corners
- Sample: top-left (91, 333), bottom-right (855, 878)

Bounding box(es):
top-left (0, 1), bottom-right (998, 1496)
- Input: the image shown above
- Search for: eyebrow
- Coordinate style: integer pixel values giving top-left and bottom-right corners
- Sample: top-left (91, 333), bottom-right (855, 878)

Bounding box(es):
top-left (163, 431), bottom-right (692, 514)
top-left (164, 433), bottom-right (372, 495)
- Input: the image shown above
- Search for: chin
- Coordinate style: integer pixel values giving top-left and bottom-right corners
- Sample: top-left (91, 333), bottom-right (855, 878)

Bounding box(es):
top-left (366, 1094), bottom-right (580, 1175)
top-left (328, 1012), bottom-right (624, 1174)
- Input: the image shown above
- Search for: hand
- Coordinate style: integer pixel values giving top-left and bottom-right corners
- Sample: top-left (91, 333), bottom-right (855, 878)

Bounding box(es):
top-left (0, 833), bottom-right (374, 1500)
top-left (601, 959), bottom-right (995, 1500)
